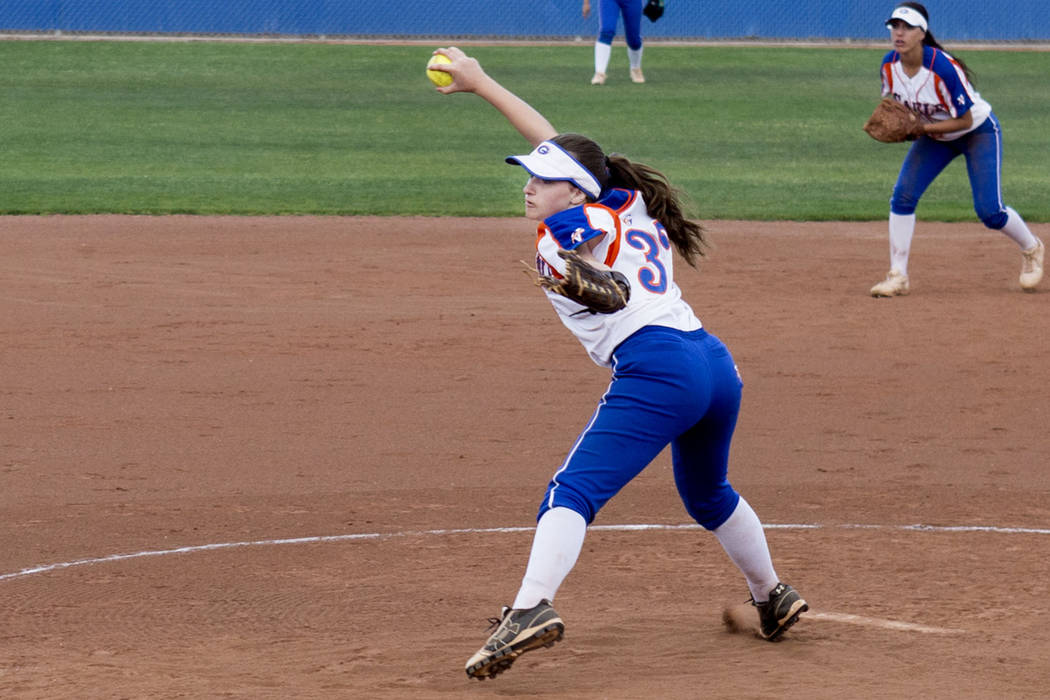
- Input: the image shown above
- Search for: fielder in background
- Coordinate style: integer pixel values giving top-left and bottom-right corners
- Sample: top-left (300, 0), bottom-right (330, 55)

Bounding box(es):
top-left (582, 0), bottom-right (647, 84)
top-left (870, 2), bottom-right (1044, 297)
top-left (428, 46), bottom-right (807, 681)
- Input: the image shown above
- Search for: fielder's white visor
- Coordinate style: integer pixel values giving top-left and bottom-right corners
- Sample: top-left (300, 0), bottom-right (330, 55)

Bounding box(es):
top-left (885, 6), bottom-right (928, 31)
top-left (505, 140), bottom-right (602, 199)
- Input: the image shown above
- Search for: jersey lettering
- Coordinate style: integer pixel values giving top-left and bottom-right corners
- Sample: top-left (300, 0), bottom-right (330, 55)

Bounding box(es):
top-left (626, 228), bottom-right (668, 294)
top-left (880, 45), bottom-right (989, 140)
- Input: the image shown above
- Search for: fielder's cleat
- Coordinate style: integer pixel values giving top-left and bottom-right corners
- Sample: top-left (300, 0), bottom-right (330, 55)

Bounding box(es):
top-left (630, 67), bottom-right (646, 83)
top-left (753, 583), bottom-right (808, 641)
top-left (870, 269), bottom-right (910, 297)
top-left (464, 599), bottom-right (564, 680)
top-left (590, 72), bottom-right (607, 85)
top-left (1019, 239), bottom-right (1044, 292)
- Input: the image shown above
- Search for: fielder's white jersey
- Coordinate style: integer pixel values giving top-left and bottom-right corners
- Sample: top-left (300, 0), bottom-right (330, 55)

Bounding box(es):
top-left (880, 45), bottom-right (991, 141)
top-left (534, 188), bottom-right (702, 368)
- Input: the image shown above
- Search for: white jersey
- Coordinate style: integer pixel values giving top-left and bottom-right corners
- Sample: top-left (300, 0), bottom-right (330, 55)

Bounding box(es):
top-left (533, 188), bottom-right (702, 367)
top-left (880, 45), bottom-right (991, 141)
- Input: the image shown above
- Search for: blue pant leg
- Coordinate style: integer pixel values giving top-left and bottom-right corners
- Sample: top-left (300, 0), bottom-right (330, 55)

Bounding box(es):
top-left (621, 0), bottom-right (644, 50)
top-left (670, 332), bottom-right (742, 530)
top-left (597, 0), bottom-right (622, 44)
top-left (961, 114), bottom-right (1008, 228)
top-left (538, 328), bottom-right (710, 524)
top-left (890, 136), bottom-right (959, 216)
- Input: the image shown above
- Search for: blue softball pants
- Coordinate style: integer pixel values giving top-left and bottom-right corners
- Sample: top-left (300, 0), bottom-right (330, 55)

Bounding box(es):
top-left (890, 113), bottom-right (1010, 229)
top-left (598, 0), bottom-right (643, 50)
top-left (538, 326), bottom-right (742, 531)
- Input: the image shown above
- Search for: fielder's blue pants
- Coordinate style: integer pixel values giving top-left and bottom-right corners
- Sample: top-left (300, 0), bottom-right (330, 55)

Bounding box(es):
top-left (890, 113), bottom-right (1010, 229)
top-left (538, 326), bottom-right (742, 530)
top-left (598, 0), bottom-right (644, 50)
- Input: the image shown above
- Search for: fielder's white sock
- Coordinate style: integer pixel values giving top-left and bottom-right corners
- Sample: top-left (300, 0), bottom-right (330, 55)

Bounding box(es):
top-left (713, 497), bottom-right (779, 602)
top-left (998, 206), bottom-right (1040, 251)
top-left (628, 47), bottom-right (643, 70)
top-left (888, 212), bottom-right (916, 276)
top-left (512, 507), bottom-right (587, 610)
top-left (594, 41), bottom-right (612, 75)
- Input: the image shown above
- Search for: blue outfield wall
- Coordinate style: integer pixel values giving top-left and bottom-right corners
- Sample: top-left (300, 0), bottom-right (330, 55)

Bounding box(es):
top-left (2, 1), bottom-right (1049, 41)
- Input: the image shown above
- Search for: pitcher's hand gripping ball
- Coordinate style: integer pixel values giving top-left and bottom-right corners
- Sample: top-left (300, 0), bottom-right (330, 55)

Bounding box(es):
top-left (863, 98), bottom-right (925, 143)
top-left (426, 54), bottom-right (453, 87)
top-left (537, 249), bottom-right (631, 314)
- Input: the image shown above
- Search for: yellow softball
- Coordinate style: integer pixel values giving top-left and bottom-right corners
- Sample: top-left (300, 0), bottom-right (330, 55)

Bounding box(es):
top-left (426, 54), bottom-right (453, 87)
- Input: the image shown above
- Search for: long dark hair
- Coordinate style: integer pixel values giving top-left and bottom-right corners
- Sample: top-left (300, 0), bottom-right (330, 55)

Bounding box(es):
top-left (551, 133), bottom-right (707, 268)
top-left (896, 2), bottom-right (975, 83)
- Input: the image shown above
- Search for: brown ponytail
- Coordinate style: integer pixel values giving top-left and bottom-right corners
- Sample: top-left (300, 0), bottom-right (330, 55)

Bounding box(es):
top-left (551, 133), bottom-right (708, 268)
top-left (606, 154), bottom-right (707, 267)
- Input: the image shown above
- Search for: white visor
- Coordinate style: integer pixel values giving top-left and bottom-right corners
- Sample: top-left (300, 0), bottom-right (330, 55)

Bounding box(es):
top-left (505, 140), bottom-right (602, 199)
top-left (885, 6), bottom-right (928, 32)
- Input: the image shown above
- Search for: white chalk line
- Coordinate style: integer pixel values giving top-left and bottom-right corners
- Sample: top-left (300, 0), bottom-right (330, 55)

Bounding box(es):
top-left (808, 612), bottom-right (962, 635)
top-left (2, 521), bottom-right (1046, 585)
top-left (4, 521), bottom-right (1036, 636)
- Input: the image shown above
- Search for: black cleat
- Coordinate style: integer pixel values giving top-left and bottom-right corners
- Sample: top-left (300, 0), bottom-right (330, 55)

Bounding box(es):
top-left (753, 583), bottom-right (808, 640)
top-left (464, 600), bottom-right (564, 679)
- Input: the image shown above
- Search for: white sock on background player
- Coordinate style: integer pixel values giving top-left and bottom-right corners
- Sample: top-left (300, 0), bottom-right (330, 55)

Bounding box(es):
top-left (999, 206), bottom-right (1040, 251)
top-left (594, 41), bottom-right (612, 75)
top-left (713, 497), bottom-right (779, 602)
top-left (888, 212), bottom-right (916, 275)
top-left (512, 506), bottom-right (587, 609)
top-left (628, 46), bottom-right (643, 70)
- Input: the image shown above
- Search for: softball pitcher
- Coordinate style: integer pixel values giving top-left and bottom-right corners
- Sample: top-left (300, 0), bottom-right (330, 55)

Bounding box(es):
top-left (582, 0), bottom-right (646, 84)
top-left (870, 2), bottom-right (1044, 296)
top-left (428, 47), bottom-right (807, 681)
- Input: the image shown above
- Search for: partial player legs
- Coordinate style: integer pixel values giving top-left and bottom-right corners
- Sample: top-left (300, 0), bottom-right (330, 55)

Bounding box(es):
top-left (623, 0), bottom-right (644, 83)
top-left (629, 47), bottom-right (645, 83)
top-left (592, 41), bottom-right (611, 85)
top-left (592, 0), bottom-right (646, 84)
top-left (463, 507), bottom-right (583, 679)
top-left (963, 118), bottom-right (1043, 291)
top-left (1020, 238), bottom-right (1045, 291)
top-left (879, 123), bottom-right (1042, 294)
top-left (512, 507), bottom-right (587, 610)
top-left (871, 212), bottom-right (914, 297)
top-left (876, 141), bottom-right (953, 295)
top-left (712, 498), bottom-right (779, 602)
top-left (462, 327), bottom-right (809, 680)
top-left (994, 207), bottom-right (1043, 290)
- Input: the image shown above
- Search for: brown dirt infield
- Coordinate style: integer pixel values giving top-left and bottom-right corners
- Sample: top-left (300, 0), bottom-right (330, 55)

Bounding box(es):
top-left (2, 215), bottom-right (1048, 699)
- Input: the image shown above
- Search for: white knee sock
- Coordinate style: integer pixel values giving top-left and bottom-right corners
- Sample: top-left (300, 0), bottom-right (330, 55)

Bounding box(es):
top-left (889, 212), bottom-right (916, 276)
top-left (998, 207), bottom-right (1039, 251)
top-left (594, 42), bottom-right (612, 74)
top-left (628, 47), bottom-right (643, 70)
top-left (713, 498), bottom-right (779, 602)
top-left (512, 507), bottom-right (587, 610)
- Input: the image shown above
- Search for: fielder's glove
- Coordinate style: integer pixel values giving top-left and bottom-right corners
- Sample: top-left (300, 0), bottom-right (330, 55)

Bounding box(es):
top-left (643, 0), bottom-right (665, 22)
top-left (863, 97), bottom-right (925, 143)
top-left (537, 248), bottom-right (631, 314)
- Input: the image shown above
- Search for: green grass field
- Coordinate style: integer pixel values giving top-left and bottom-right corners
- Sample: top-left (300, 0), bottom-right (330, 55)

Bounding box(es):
top-left (1, 40), bottom-right (1047, 220)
